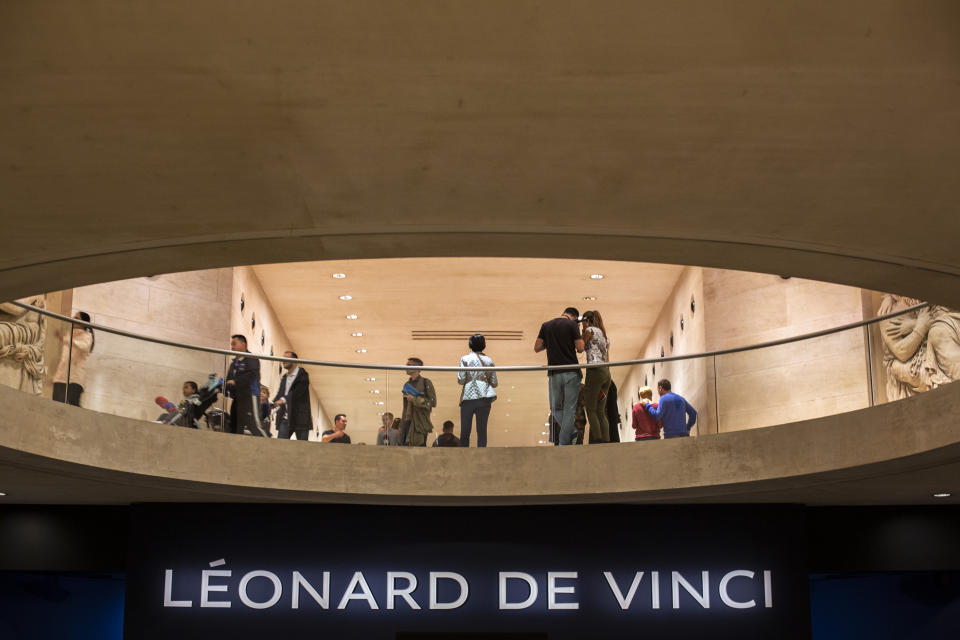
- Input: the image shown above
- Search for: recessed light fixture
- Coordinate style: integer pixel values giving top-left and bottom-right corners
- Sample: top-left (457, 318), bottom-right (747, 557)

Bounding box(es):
top-left (590, 274), bottom-right (605, 280)
top-left (374, 401), bottom-right (384, 406)
top-left (0, 492), bottom-right (6, 497)
top-left (365, 377), bottom-right (376, 382)
top-left (346, 314), bottom-right (358, 320)
top-left (332, 273), bottom-right (346, 279)
top-left (933, 492), bottom-right (952, 498)
top-left (356, 348), bottom-right (367, 353)
top-left (339, 295), bottom-right (353, 301)
top-left (583, 296), bottom-right (597, 301)
top-left (370, 389), bottom-right (381, 394)
top-left (351, 332), bottom-right (363, 337)
top-left (538, 440), bottom-right (545, 444)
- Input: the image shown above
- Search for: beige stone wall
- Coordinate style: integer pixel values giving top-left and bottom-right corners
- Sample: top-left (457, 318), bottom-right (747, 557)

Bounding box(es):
top-left (64, 270), bottom-right (233, 420)
top-left (231, 267), bottom-right (330, 438)
top-left (703, 269), bottom-right (870, 431)
top-left (615, 267), bottom-right (710, 439)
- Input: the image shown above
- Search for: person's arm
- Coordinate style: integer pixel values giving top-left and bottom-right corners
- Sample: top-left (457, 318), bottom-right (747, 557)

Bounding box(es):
top-left (534, 324), bottom-right (546, 353)
top-left (574, 338), bottom-right (585, 353)
top-left (685, 401), bottom-right (698, 432)
top-left (457, 356), bottom-right (468, 385)
top-left (645, 402), bottom-right (663, 419)
top-left (321, 430), bottom-right (343, 442)
top-left (488, 358), bottom-right (498, 389)
top-left (272, 377), bottom-right (285, 405)
top-left (412, 378), bottom-right (437, 410)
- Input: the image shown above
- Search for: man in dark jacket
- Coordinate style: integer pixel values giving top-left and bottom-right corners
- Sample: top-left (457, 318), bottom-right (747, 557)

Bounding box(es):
top-left (272, 350), bottom-right (313, 441)
top-left (226, 334), bottom-right (267, 437)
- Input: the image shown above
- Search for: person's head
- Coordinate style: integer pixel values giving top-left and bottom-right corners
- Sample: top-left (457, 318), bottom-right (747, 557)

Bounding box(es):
top-left (638, 386), bottom-right (653, 401)
top-left (381, 412), bottom-right (394, 428)
top-left (282, 350), bottom-right (298, 371)
top-left (562, 307), bottom-right (580, 322)
top-left (183, 381), bottom-right (199, 397)
top-left (406, 357), bottom-right (423, 377)
top-left (260, 386), bottom-right (270, 403)
top-left (334, 413), bottom-right (347, 431)
top-left (72, 311), bottom-right (95, 350)
top-left (391, 417), bottom-right (401, 430)
top-left (657, 378), bottom-right (671, 395)
top-left (581, 310), bottom-right (607, 335)
top-left (468, 334), bottom-right (486, 353)
top-left (230, 334), bottom-right (248, 352)
top-left (442, 420), bottom-right (455, 433)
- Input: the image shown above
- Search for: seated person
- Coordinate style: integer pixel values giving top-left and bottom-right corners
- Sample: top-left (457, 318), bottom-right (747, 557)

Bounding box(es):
top-left (433, 420), bottom-right (461, 447)
top-left (321, 413), bottom-right (352, 443)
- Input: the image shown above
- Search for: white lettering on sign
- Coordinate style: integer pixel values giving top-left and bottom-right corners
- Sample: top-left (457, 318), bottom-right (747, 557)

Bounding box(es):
top-left (291, 571), bottom-right (329, 610)
top-left (387, 571), bottom-right (421, 610)
top-left (157, 567), bottom-right (775, 612)
top-left (238, 571), bottom-right (282, 609)
top-left (429, 572), bottom-right (469, 610)
top-left (547, 572), bottom-right (578, 610)
top-left (499, 572), bottom-right (538, 610)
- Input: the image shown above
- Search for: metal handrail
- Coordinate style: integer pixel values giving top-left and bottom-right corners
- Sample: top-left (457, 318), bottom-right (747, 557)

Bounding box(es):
top-left (10, 300), bottom-right (928, 372)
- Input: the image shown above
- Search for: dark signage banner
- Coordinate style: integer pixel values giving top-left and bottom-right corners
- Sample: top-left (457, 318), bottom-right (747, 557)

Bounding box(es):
top-left (124, 504), bottom-right (810, 639)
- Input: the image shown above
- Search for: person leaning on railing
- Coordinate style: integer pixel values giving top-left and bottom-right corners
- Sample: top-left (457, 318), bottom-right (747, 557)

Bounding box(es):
top-left (643, 379), bottom-right (697, 439)
top-left (52, 311), bottom-right (95, 407)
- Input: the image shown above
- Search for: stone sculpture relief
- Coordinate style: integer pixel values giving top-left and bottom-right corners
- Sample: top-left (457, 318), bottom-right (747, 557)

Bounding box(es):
top-left (0, 296), bottom-right (47, 394)
top-left (878, 294), bottom-right (960, 400)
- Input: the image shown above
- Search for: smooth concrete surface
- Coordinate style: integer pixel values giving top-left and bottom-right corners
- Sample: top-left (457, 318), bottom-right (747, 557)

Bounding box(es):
top-left (1, 380), bottom-right (959, 505)
top-left (2, 2), bottom-right (960, 307)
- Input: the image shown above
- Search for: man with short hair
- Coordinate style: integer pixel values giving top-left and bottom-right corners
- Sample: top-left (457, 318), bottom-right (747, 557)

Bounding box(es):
top-left (644, 379), bottom-right (697, 438)
top-left (534, 307), bottom-right (585, 445)
top-left (225, 334), bottom-right (267, 437)
top-left (273, 350), bottom-right (313, 441)
top-left (322, 413), bottom-right (351, 443)
top-left (401, 357), bottom-right (437, 447)
top-left (433, 420), bottom-right (461, 447)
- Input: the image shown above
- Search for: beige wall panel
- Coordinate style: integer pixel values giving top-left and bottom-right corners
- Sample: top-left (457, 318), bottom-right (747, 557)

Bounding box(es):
top-left (704, 269), bottom-right (870, 432)
top-left (58, 269), bottom-right (233, 420)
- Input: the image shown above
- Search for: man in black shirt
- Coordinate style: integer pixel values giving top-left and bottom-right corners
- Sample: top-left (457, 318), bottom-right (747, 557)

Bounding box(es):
top-left (433, 420), bottom-right (461, 447)
top-left (535, 307), bottom-right (585, 445)
top-left (322, 413), bottom-right (352, 443)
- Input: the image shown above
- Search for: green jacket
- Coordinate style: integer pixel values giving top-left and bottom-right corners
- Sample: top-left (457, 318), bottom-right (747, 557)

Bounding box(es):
top-left (402, 376), bottom-right (436, 446)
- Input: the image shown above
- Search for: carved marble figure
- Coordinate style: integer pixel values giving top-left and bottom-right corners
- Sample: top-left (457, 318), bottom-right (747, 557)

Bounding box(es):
top-left (878, 294), bottom-right (960, 400)
top-left (0, 296), bottom-right (47, 394)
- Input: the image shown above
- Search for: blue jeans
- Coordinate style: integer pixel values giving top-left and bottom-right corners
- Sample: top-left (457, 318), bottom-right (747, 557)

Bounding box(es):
top-left (549, 371), bottom-right (581, 445)
top-left (460, 398), bottom-right (493, 447)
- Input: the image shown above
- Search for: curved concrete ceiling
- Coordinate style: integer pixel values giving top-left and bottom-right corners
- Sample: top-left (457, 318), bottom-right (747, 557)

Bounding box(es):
top-left (1, 380), bottom-right (959, 505)
top-left (2, 2), bottom-right (960, 305)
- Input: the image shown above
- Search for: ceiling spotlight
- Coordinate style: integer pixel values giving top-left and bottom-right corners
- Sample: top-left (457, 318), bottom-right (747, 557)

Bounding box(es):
top-left (933, 492), bottom-right (952, 498)
top-left (365, 377), bottom-right (376, 382)
top-left (0, 492), bottom-right (6, 497)
top-left (346, 314), bottom-right (358, 320)
top-left (370, 389), bottom-right (381, 394)
top-left (332, 273), bottom-right (346, 279)
top-left (356, 348), bottom-right (367, 353)
top-left (351, 332), bottom-right (363, 337)
top-left (339, 295), bottom-right (353, 301)
top-left (583, 296), bottom-right (597, 301)
top-left (590, 274), bottom-right (605, 280)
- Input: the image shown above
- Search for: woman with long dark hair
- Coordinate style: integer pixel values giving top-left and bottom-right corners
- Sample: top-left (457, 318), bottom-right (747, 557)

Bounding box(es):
top-left (457, 333), bottom-right (498, 447)
top-left (52, 311), bottom-right (95, 406)
top-left (581, 310), bottom-right (611, 443)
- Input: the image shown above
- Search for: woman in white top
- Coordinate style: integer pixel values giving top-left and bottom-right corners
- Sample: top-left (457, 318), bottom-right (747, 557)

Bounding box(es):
top-left (52, 311), bottom-right (95, 406)
top-left (457, 333), bottom-right (498, 447)
top-left (581, 310), bottom-right (611, 443)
